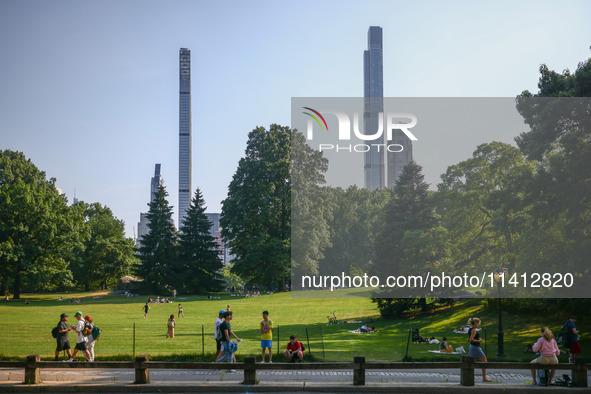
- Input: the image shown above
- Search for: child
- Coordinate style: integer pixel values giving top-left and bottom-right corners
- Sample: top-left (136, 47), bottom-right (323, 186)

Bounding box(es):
top-left (166, 314), bottom-right (176, 338)
top-left (178, 303), bottom-right (184, 318)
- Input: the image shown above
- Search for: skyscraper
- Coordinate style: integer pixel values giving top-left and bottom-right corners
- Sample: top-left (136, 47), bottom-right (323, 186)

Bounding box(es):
top-left (178, 48), bottom-right (192, 226)
top-left (137, 163), bottom-right (164, 246)
top-left (363, 26), bottom-right (412, 189)
top-left (363, 26), bottom-right (385, 190)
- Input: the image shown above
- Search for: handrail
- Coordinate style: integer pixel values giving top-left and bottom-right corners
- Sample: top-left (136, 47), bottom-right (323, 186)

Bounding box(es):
top-left (5, 355), bottom-right (587, 387)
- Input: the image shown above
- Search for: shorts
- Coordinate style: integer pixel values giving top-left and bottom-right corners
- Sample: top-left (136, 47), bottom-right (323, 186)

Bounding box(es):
top-left (530, 355), bottom-right (558, 365)
top-left (75, 342), bottom-right (87, 351)
top-left (261, 339), bottom-right (273, 348)
top-left (468, 344), bottom-right (485, 358)
top-left (570, 341), bottom-right (582, 354)
top-left (56, 340), bottom-right (71, 351)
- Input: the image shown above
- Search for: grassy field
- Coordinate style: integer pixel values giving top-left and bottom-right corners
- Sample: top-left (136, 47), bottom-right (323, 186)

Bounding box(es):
top-left (0, 291), bottom-right (587, 362)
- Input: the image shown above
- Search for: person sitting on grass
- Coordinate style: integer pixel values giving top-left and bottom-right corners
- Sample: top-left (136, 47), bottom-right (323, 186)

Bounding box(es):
top-left (284, 335), bottom-right (304, 363)
top-left (439, 337), bottom-right (453, 353)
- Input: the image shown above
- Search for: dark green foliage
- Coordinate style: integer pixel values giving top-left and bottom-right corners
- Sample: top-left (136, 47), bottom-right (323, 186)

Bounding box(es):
top-left (69, 202), bottom-right (137, 291)
top-left (137, 184), bottom-right (178, 294)
top-left (221, 125), bottom-right (293, 290)
top-left (0, 150), bottom-right (76, 298)
top-left (177, 188), bottom-right (224, 294)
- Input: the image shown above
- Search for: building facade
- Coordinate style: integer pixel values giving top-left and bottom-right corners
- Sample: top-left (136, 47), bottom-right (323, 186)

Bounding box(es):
top-left (178, 48), bottom-right (192, 226)
top-left (137, 164), bottom-right (164, 246)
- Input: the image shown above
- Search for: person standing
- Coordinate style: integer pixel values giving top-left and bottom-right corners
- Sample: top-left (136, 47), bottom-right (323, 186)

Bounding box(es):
top-left (215, 309), bottom-right (225, 360)
top-left (467, 317), bottom-right (492, 382)
top-left (54, 313), bottom-right (73, 361)
top-left (70, 311), bottom-right (91, 361)
top-left (564, 316), bottom-right (582, 363)
top-left (260, 310), bottom-right (273, 363)
top-left (166, 314), bottom-right (176, 338)
top-left (178, 303), bottom-right (184, 318)
top-left (143, 302), bottom-right (150, 318)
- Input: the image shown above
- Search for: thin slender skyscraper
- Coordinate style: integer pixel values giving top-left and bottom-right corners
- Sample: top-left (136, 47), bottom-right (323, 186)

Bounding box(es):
top-left (363, 26), bottom-right (385, 190)
top-left (178, 48), bottom-right (192, 226)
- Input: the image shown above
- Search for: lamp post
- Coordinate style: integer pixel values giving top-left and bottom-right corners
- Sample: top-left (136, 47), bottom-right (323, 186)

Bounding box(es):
top-left (493, 268), bottom-right (508, 358)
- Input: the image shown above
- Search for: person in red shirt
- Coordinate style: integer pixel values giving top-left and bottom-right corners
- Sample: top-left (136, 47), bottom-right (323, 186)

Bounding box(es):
top-left (284, 335), bottom-right (304, 362)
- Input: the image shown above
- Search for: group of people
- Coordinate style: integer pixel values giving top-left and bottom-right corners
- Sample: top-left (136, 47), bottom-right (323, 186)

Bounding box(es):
top-left (213, 307), bottom-right (305, 365)
top-left (464, 315), bottom-right (582, 384)
top-left (54, 311), bottom-right (100, 362)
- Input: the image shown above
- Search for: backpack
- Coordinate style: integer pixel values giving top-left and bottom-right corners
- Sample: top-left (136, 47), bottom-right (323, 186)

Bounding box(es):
top-left (51, 326), bottom-right (59, 338)
top-left (290, 340), bottom-right (305, 351)
top-left (537, 369), bottom-right (550, 386)
top-left (83, 322), bottom-right (93, 336)
top-left (91, 325), bottom-right (101, 340)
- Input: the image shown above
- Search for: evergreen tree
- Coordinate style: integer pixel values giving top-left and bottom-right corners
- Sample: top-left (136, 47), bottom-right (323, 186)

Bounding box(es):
top-left (137, 184), bottom-right (177, 293)
top-left (177, 188), bottom-right (224, 294)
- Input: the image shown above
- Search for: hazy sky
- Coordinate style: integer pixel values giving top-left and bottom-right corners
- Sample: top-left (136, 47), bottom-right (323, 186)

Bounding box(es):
top-left (1, 0), bottom-right (590, 237)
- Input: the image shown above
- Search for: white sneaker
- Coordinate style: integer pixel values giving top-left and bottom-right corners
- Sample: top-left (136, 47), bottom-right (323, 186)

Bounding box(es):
top-left (64, 358), bottom-right (73, 362)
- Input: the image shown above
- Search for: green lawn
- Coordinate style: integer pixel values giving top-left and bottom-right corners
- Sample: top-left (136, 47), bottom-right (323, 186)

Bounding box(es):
top-left (0, 291), bottom-right (587, 363)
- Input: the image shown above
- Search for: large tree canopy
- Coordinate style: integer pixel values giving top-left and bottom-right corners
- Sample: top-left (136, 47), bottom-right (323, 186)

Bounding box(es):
top-left (0, 150), bottom-right (76, 298)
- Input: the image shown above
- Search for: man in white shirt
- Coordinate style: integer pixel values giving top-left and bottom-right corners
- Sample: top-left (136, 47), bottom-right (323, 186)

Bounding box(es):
top-left (69, 311), bottom-right (91, 361)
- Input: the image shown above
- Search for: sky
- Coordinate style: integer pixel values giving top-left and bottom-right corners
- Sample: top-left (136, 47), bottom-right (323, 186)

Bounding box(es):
top-left (1, 0), bottom-right (590, 238)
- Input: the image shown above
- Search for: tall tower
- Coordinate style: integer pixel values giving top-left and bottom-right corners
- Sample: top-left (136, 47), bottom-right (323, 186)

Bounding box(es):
top-left (363, 26), bottom-right (385, 190)
top-left (179, 48), bottom-right (192, 226)
top-left (137, 163), bottom-right (164, 247)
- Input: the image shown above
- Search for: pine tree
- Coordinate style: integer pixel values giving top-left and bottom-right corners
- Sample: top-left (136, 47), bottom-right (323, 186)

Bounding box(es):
top-left (177, 188), bottom-right (224, 293)
top-left (137, 184), bottom-right (178, 293)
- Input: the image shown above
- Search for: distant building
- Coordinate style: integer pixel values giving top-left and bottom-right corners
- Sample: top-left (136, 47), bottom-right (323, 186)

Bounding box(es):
top-left (137, 164), bottom-right (163, 247)
top-left (363, 26), bottom-right (412, 189)
top-left (178, 48), bottom-right (192, 226)
top-left (205, 213), bottom-right (232, 263)
top-left (363, 26), bottom-right (385, 190)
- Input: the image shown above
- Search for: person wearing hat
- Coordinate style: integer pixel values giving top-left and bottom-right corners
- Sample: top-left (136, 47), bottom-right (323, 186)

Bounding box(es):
top-left (284, 335), bottom-right (304, 362)
top-left (54, 313), bottom-right (73, 361)
top-left (214, 309), bottom-right (226, 360)
top-left (69, 311), bottom-right (91, 361)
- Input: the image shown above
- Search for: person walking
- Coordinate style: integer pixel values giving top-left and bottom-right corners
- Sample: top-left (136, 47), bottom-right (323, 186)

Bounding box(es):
top-left (166, 314), bottom-right (176, 338)
top-left (260, 310), bottom-right (273, 363)
top-left (216, 311), bottom-right (243, 363)
top-left (530, 327), bottom-right (560, 385)
top-left (84, 315), bottom-right (99, 362)
top-left (54, 313), bottom-right (73, 361)
top-left (467, 317), bottom-right (492, 382)
top-left (215, 309), bottom-right (225, 360)
top-left (143, 302), bottom-right (150, 318)
top-left (564, 316), bottom-right (582, 364)
top-left (70, 311), bottom-right (91, 361)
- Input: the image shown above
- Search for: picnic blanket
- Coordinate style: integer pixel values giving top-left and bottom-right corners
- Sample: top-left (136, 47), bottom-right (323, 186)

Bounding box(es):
top-left (348, 330), bottom-right (378, 334)
top-left (428, 350), bottom-right (463, 355)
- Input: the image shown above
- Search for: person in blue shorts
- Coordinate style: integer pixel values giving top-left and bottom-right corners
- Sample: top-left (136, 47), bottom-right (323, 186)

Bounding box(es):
top-left (260, 310), bottom-right (273, 363)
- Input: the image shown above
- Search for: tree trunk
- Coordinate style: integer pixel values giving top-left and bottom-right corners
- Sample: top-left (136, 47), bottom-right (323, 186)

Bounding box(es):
top-left (13, 272), bottom-right (21, 299)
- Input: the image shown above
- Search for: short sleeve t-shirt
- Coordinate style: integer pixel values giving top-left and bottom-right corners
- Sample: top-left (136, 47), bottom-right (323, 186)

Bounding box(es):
top-left (287, 341), bottom-right (302, 352)
top-left (261, 319), bottom-right (273, 340)
top-left (57, 321), bottom-right (69, 342)
top-left (219, 321), bottom-right (231, 341)
top-left (76, 319), bottom-right (87, 343)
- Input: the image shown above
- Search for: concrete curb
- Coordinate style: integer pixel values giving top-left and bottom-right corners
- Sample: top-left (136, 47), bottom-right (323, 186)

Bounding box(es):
top-left (0, 381), bottom-right (588, 393)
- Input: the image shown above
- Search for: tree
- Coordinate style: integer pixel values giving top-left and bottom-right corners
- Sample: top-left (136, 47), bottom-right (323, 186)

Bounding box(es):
top-left (137, 184), bottom-right (178, 293)
top-left (221, 124), bottom-right (292, 290)
top-left (69, 202), bottom-right (137, 291)
top-left (372, 162), bottom-right (445, 314)
top-left (177, 188), bottom-right (224, 294)
top-left (0, 150), bottom-right (76, 298)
